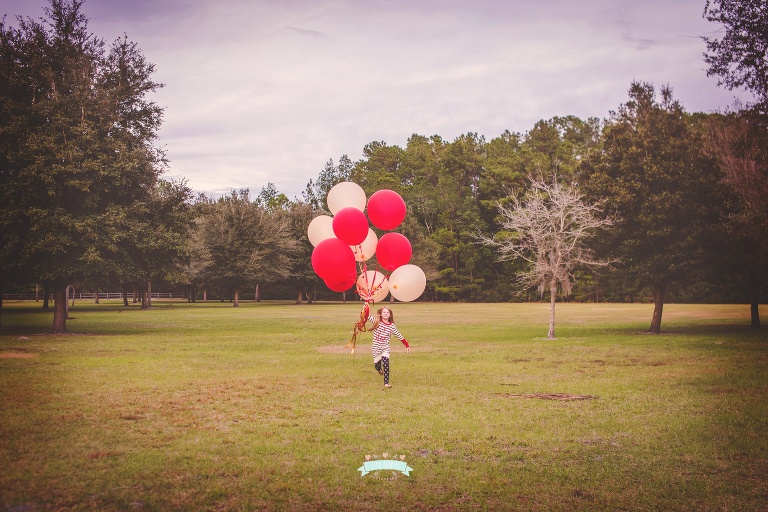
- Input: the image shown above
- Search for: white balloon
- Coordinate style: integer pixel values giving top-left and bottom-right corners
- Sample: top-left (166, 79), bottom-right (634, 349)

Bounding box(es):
top-left (388, 264), bottom-right (426, 302)
top-left (351, 229), bottom-right (378, 262)
top-left (307, 215), bottom-right (336, 247)
top-left (327, 181), bottom-right (367, 214)
top-left (356, 270), bottom-right (389, 303)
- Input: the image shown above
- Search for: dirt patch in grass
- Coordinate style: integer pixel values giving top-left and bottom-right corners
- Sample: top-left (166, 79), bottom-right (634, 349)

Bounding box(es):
top-left (496, 393), bottom-right (596, 401)
top-left (0, 349), bottom-right (37, 358)
top-left (316, 345), bottom-right (355, 354)
top-left (316, 344), bottom-right (417, 354)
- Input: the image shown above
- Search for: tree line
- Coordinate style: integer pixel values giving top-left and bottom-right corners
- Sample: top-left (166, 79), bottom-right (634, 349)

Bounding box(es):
top-left (2, 0), bottom-right (766, 334)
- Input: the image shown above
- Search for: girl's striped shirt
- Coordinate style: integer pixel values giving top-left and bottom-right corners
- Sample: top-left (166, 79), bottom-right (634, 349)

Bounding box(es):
top-left (369, 315), bottom-right (405, 362)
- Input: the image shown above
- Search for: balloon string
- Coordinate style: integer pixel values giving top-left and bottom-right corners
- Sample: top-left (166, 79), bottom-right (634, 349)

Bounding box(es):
top-left (344, 253), bottom-right (391, 354)
top-left (345, 256), bottom-right (368, 354)
top-left (345, 300), bottom-right (372, 354)
top-left (346, 252), bottom-right (386, 354)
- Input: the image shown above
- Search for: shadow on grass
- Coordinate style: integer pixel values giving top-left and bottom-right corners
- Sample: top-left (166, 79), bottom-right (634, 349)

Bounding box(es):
top-left (583, 323), bottom-right (765, 338)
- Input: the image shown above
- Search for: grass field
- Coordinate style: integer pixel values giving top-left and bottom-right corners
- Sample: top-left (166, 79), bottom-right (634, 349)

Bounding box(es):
top-left (1, 300), bottom-right (766, 511)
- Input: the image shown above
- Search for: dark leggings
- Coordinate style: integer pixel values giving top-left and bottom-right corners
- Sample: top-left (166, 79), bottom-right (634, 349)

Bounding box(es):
top-left (375, 357), bottom-right (390, 385)
top-left (382, 357), bottom-right (390, 385)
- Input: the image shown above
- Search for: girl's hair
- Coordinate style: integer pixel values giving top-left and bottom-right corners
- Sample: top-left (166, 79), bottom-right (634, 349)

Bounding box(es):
top-left (372, 307), bottom-right (393, 330)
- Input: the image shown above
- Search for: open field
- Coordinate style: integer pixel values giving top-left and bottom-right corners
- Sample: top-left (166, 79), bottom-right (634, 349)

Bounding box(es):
top-left (1, 301), bottom-right (767, 511)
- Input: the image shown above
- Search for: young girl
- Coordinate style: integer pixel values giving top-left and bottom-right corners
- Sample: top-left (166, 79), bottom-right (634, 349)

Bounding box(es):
top-left (369, 306), bottom-right (410, 389)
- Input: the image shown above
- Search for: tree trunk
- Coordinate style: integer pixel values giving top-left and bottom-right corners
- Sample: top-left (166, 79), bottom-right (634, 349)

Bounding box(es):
top-left (141, 281), bottom-right (152, 310)
top-left (94, 286), bottom-right (99, 304)
top-left (255, 283), bottom-right (260, 302)
top-left (65, 285), bottom-right (71, 318)
top-left (122, 284), bottom-right (129, 307)
top-left (547, 278), bottom-right (557, 339)
top-left (35, 283), bottom-right (39, 302)
top-left (749, 276), bottom-right (761, 328)
top-left (648, 283), bottom-right (665, 334)
top-left (233, 287), bottom-right (240, 307)
top-left (296, 288), bottom-right (302, 304)
top-left (203, 288), bottom-right (207, 302)
top-left (0, 280), bottom-right (4, 329)
top-left (42, 281), bottom-right (50, 309)
top-left (51, 283), bottom-right (68, 334)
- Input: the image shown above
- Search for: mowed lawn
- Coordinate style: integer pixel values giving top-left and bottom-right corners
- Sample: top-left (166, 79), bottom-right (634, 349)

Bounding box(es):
top-left (0, 301), bottom-right (766, 511)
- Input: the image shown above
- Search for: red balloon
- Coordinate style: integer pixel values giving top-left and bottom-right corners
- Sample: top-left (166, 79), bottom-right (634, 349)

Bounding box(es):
top-left (367, 190), bottom-right (406, 230)
top-left (332, 207), bottom-right (369, 246)
top-left (376, 232), bottom-right (412, 271)
top-left (311, 238), bottom-right (356, 282)
top-left (325, 275), bottom-right (356, 292)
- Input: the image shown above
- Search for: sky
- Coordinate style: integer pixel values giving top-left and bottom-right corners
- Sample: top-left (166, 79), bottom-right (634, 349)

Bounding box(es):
top-left (2, 0), bottom-right (749, 200)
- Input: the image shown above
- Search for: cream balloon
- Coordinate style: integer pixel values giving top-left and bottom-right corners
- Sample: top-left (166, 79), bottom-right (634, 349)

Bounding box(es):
top-left (356, 270), bottom-right (389, 303)
top-left (327, 181), bottom-right (367, 214)
top-left (351, 229), bottom-right (378, 262)
top-left (388, 264), bottom-right (426, 302)
top-left (307, 215), bottom-right (336, 247)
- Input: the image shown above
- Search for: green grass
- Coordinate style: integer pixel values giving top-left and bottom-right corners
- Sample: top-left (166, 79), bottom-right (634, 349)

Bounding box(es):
top-left (1, 301), bottom-right (767, 511)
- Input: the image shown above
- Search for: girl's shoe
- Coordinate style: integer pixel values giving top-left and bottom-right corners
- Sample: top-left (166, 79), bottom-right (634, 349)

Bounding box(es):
top-left (384, 384), bottom-right (392, 389)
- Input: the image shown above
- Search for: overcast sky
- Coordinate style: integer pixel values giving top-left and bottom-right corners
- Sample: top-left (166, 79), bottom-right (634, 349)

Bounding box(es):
top-left (2, 0), bottom-right (747, 200)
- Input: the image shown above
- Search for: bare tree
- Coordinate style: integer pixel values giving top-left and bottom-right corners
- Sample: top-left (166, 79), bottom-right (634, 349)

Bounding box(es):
top-left (480, 174), bottom-right (615, 338)
top-left (705, 111), bottom-right (768, 327)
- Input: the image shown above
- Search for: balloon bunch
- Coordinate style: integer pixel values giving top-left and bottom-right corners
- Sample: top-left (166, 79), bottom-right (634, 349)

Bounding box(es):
top-left (307, 182), bottom-right (427, 352)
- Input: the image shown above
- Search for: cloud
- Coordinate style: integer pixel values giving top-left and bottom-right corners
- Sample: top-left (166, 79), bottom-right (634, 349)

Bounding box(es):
top-left (284, 26), bottom-right (325, 37)
top-left (2, 0), bottom-right (751, 200)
